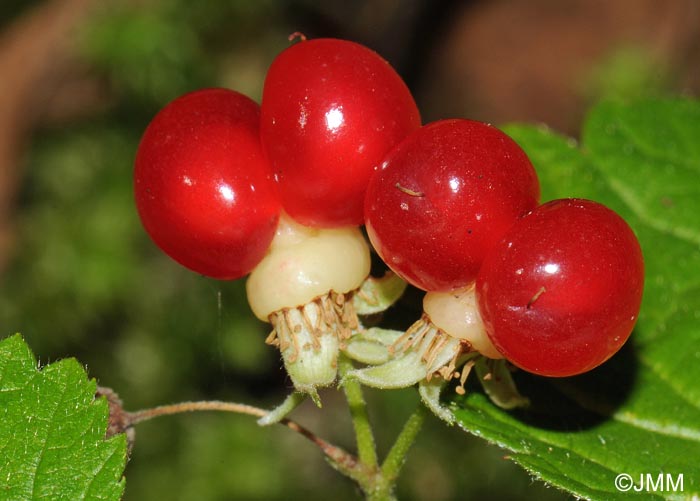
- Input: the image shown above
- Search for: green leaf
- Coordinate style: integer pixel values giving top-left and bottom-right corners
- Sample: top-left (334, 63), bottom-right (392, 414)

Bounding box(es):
top-left (0, 334), bottom-right (127, 500)
top-left (450, 98), bottom-right (700, 500)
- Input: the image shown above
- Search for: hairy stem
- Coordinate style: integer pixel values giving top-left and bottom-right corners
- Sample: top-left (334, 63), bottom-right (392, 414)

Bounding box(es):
top-left (126, 400), bottom-right (267, 423)
top-left (382, 405), bottom-right (426, 482)
top-left (338, 353), bottom-right (379, 469)
top-left (125, 400), bottom-right (356, 470)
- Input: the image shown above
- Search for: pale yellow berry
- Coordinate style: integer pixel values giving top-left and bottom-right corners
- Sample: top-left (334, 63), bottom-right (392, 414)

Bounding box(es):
top-left (422, 285), bottom-right (502, 359)
top-left (246, 215), bottom-right (371, 321)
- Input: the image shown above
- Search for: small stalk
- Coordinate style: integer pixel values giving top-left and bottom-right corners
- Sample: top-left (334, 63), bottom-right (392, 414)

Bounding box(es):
top-left (126, 400), bottom-right (267, 423)
top-left (337, 356), bottom-right (426, 500)
top-left (338, 353), bottom-right (379, 469)
top-left (123, 400), bottom-right (357, 472)
top-left (381, 405), bottom-right (426, 482)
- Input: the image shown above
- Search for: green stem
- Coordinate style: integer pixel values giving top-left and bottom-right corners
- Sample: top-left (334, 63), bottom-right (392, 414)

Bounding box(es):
top-left (257, 391), bottom-right (306, 426)
top-left (382, 404), bottom-right (426, 482)
top-left (338, 353), bottom-right (379, 469)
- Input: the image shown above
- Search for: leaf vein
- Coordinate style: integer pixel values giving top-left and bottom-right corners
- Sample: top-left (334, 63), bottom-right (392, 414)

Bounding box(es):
top-left (637, 354), bottom-right (700, 410)
top-left (612, 410), bottom-right (700, 443)
top-left (600, 172), bottom-right (700, 246)
top-left (614, 112), bottom-right (700, 172)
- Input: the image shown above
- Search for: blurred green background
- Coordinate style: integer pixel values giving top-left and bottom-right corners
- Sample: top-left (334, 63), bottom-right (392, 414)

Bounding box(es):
top-left (0, 1), bottom-right (697, 499)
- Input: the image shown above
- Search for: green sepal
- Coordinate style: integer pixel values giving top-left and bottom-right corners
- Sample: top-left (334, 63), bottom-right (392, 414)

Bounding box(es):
top-left (474, 358), bottom-right (530, 410)
top-left (344, 349), bottom-right (429, 389)
top-left (352, 272), bottom-right (407, 315)
top-left (344, 332), bottom-right (460, 389)
top-left (342, 327), bottom-right (404, 365)
top-left (418, 378), bottom-right (455, 425)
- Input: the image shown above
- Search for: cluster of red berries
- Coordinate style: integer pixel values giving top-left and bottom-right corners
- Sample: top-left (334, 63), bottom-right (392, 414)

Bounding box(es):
top-left (134, 37), bottom-right (644, 383)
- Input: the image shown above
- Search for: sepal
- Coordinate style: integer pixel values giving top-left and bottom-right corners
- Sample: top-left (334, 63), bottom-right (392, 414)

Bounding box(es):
top-left (352, 272), bottom-right (407, 315)
top-left (474, 358), bottom-right (530, 410)
top-left (341, 327), bottom-right (403, 365)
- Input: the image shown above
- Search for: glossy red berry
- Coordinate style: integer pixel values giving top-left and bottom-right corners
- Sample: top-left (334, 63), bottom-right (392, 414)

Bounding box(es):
top-left (134, 88), bottom-right (281, 280)
top-left (261, 38), bottom-right (421, 228)
top-left (476, 198), bottom-right (644, 377)
top-left (365, 119), bottom-right (540, 292)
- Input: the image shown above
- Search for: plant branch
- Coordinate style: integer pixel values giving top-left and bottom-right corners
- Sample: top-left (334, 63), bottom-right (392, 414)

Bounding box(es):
top-left (338, 353), bottom-right (379, 469)
top-left (124, 400), bottom-right (357, 471)
top-left (126, 400), bottom-right (267, 424)
top-left (381, 404), bottom-right (426, 482)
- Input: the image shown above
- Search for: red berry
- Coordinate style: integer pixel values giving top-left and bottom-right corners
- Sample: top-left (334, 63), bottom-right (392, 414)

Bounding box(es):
top-left (134, 88), bottom-right (281, 280)
top-left (261, 38), bottom-right (420, 227)
top-left (476, 198), bottom-right (644, 377)
top-left (365, 119), bottom-right (540, 292)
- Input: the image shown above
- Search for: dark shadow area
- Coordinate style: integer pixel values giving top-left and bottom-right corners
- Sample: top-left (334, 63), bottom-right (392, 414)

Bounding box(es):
top-left (495, 334), bottom-right (640, 431)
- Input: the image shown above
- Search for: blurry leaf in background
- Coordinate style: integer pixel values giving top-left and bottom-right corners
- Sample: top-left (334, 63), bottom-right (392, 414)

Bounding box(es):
top-left (582, 46), bottom-right (673, 102)
top-left (80, 4), bottom-right (211, 103)
top-left (0, 126), bottom-right (141, 347)
top-left (79, 0), bottom-right (291, 105)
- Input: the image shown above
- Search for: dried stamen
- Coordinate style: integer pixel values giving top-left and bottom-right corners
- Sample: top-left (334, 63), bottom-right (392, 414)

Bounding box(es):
top-left (265, 291), bottom-right (360, 396)
top-left (390, 314), bottom-right (431, 354)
